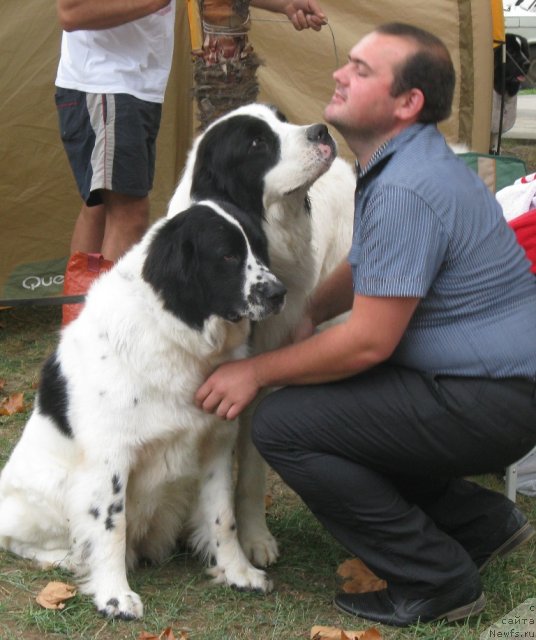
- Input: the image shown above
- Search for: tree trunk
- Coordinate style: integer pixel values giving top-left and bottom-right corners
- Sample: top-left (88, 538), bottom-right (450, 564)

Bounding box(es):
top-left (190, 0), bottom-right (261, 130)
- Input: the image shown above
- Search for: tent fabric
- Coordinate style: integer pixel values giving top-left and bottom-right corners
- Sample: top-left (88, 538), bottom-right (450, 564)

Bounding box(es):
top-left (1, 1), bottom-right (494, 304)
top-left (0, 1), bottom-right (193, 305)
top-left (250, 1), bottom-right (494, 161)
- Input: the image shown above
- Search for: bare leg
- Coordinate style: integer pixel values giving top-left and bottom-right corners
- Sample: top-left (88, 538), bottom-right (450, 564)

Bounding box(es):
top-left (101, 192), bottom-right (150, 262)
top-left (70, 203), bottom-right (106, 255)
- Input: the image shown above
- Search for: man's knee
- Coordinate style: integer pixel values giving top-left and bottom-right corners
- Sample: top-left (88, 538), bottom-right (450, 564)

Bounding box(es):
top-left (103, 191), bottom-right (149, 215)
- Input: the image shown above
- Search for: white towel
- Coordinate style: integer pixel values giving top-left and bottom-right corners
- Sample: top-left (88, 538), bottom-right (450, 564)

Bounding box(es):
top-left (496, 173), bottom-right (536, 221)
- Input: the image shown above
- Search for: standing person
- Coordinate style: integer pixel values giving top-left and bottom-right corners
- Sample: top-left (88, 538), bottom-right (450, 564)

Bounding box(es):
top-left (55, 0), bottom-right (327, 263)
top-left (195, 23), bottom-right (536, 627)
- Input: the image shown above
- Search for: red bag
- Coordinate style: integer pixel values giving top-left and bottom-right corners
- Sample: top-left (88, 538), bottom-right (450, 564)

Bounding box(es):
top-left (508, 208), bottom-right (536, 274)
top-left (62, 252), bottom-right (114, 327)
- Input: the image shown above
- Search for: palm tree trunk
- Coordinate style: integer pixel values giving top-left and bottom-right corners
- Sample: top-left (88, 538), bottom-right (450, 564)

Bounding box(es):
top-left (188, 0), bottom-right (261, 129)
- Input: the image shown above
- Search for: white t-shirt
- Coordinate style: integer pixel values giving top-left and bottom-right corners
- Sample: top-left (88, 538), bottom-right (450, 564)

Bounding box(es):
top-left (55, 1), bottom-right (176, 103)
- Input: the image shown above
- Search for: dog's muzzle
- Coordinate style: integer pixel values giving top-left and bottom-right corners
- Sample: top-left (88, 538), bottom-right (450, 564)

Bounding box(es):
top-left (248, 278), bottom-right (287, 320)
top-left (306, 123), bottom-right (336, 159)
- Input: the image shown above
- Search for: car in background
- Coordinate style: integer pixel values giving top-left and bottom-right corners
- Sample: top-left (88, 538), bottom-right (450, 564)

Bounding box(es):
top-left (504, 0), bottom-right (536, 59)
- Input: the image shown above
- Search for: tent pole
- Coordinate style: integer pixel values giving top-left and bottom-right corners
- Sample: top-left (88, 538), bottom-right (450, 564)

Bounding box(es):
top-left (496, 41), bottom-right (506, 155)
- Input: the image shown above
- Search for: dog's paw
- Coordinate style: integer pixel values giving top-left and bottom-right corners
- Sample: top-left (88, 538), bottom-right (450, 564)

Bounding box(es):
top-left (207, 563), bottom-right (273, 593)
top-left (95, 590), bottom-right (144, 620)
top-left (239, 525), bottom-right (279, 567)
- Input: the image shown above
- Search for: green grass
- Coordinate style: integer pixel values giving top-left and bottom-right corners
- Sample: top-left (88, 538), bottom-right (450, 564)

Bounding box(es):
top-left (500, 138), bottom-right (536, 173)
top-left (1, 307), bottom-right (535, 640)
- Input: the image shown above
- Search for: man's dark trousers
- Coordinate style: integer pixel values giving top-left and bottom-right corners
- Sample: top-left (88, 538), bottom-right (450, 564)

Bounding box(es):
top-left (252, 364), bottom-right (536, 596)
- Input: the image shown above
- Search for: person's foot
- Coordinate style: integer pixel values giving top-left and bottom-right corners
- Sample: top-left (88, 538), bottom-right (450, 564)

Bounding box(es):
top-left (473, 506), bottom-right (535, 572)
top-left (334, 578), bottom-right (485, 627)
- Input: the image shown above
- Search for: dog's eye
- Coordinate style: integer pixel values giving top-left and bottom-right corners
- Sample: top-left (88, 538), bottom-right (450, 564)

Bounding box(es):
top-left (223, 254), bottom-right (240, 264)
top-left (249, 137), bottom-right (267, 152)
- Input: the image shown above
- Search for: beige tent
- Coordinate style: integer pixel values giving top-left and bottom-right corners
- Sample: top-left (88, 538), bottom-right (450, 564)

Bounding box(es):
top-left (0, 1), bottom-right (494, 304)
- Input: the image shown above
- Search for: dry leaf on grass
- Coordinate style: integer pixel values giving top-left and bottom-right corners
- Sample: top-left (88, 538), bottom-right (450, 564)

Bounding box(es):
top-left (311, 625), bottom-right (383, 640)
top-left (0, 378), bottom-right (5, 391)
top-left (0, 392), bottom-right (25, 416)
top-left (337, 558), bottom-right (387, 594)
top-left (36, 582), bottom-right (77, 610)
top-left (138, 628), bottom-right (188, 640)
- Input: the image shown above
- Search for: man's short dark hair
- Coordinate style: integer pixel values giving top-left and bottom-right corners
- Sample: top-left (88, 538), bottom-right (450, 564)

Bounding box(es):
top-left (375, 22), bottom-right (455, 124)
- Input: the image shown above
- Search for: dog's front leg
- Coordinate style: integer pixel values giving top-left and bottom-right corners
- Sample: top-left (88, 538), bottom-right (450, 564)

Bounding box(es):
top-left (235, 402), bottom-right (279, 567)
top-left (66, 461), bottom-right (143, 619)
top-left (192, 422), bottom-right (272, 593)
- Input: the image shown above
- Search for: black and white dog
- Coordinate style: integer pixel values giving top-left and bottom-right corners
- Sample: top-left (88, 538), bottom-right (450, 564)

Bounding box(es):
top-left (0, 200), bottom-right (286, 619)
top-left (494, 32), bottom-right (531, 98)
top-left (167, 104), bottom-right (356, 568)
top-left (491, 32), bottom-right (531, 148)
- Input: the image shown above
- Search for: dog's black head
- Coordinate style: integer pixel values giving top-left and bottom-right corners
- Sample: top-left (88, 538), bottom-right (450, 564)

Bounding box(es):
top-left (494, 33), bottom-right (530, 97)
top-left (190, 112), bottom-right (283, 220)
top-left (185, 104), bottom-right (337, 221)
top-left (142, 201), bottom-right (286, 329)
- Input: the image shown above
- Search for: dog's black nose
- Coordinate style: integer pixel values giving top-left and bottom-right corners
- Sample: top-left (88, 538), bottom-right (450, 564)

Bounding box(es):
top-left (306, 123), bottom-right (331, 145)
top-left (265, 280), bottom-right (287, 307)
top-left (251, 279), bottom-right (287, 314)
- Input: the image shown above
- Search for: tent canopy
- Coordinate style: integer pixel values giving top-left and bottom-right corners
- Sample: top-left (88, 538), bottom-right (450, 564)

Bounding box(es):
top-left (0, 1), bottom-right (494, 304)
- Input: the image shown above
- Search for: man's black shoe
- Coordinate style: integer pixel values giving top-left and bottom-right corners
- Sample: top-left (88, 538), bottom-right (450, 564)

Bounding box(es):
top-left (333, 581), bottom-right (485, 627)
top-left (474, 507), bottom-right (535, 572)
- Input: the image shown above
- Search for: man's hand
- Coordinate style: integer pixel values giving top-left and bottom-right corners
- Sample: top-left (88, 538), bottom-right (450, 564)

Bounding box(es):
top-left (195, 359), bottom-right (261, 421)
top-left (251, 0), bottom-right (327, 31)
top-left (284, 0), bottom-right (327, 30)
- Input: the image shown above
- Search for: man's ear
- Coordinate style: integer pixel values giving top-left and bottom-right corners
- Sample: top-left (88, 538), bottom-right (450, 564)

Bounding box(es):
top-left (395, 88), bottom-right (425, 122)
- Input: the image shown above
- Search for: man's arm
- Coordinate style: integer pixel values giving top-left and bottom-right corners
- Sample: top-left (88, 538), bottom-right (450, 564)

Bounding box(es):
top-left (57, 0), bottom-right (172, 32)
top-left (195, 293), bottom-right (420, 420)
top-left (250, 0), bottom-right (327, 30)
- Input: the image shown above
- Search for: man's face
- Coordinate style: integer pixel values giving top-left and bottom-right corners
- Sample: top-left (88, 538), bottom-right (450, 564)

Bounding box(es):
top-left (324, 32), bottom-right (418, 140)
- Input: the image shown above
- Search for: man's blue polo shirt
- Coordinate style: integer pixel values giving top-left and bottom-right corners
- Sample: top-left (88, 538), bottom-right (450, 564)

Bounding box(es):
top-left (349, 123), bottom-right (536, 378)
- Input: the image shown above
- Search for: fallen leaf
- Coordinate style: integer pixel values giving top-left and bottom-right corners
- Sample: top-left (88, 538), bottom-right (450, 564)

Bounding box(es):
top-left (138, 628), bottom-right (187, 640)
top-left (36, 581), bottom-right (77, 610)
top-left (337, 558), bottom-right (387, 594)
top-left (0, 392), bottom-right (25, 416)
top-left (358, 630), bottom-right (382, 640)
top-left (311, 625), bottom-right (382, 640)
top-left (0, 378), bottom-right (5, 391)
top-left (264, 493), bottom-right (273, 509)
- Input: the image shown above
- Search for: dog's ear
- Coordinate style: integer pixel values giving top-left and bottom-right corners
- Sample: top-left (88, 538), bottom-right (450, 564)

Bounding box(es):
top-left (142, 211), bottom-right (205, 327)
top-left (264, 103), bottom-right (287, 122)
top-left (505, 33), bottom-right (530, 67)
top-left (143, 213), bottom-right (197, 285)
top-left (191, 133), bottom-right (266, 219)
top-left (190, 158), bottom-right (224, 202)
top-left (519, 35), bottom-right (530, 63)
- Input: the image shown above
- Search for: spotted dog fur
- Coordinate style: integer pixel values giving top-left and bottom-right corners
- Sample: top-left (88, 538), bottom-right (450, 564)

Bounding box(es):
top-left (0, 200), bottom-right (286, 619)
top-left (167, 104), bottom-right (356, 568)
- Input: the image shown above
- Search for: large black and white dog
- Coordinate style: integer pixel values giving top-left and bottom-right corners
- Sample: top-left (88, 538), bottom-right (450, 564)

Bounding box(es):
top-left (491, 32), bottom-right (531, 149)
top-left (167, 104), bottom-right (356, 568)
top-left (0, 200), bottom-right (286, 619)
